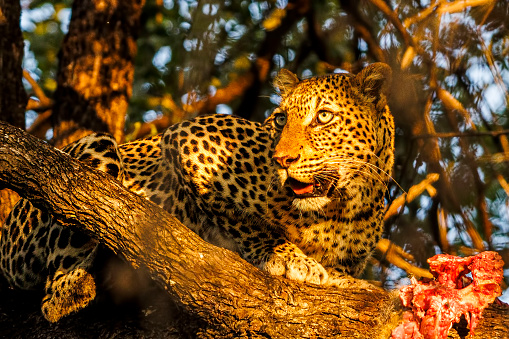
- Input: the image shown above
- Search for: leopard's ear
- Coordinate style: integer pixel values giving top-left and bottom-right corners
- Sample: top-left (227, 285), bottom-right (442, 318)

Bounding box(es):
top-left (273, 69), bottom-right (300, 98)
top-left (351, 63), bottom-right (392, 112)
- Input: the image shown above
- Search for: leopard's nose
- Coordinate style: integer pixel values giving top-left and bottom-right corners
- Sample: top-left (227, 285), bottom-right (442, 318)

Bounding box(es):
top-left (273, 154), bottom-right (301, 168)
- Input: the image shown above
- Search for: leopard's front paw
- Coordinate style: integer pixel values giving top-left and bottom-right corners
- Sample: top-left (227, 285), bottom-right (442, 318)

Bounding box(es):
top-left (261, 247), bottom-right (328, 285)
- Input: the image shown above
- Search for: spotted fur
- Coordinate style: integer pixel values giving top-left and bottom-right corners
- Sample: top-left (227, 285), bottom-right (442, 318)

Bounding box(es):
top-left (0, 63), bottom-right (394, 321)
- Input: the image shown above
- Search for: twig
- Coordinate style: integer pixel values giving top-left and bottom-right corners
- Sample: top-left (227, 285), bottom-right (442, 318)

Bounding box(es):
top-left (436, 0), bottom-right (496, 14)
top-left (25, 99), bottom-right (53, 112)
top-left (385, 173), bottom-right (440, 220)
top-left (23, 69), bottom-right (53, 108)
top-left (436, 87), bottom-right (477, 130)
top-left (496, 174), bottom-right (509, 197)
top-left (412, 130), bottom-right (509, 139)
top-left (437, 208), bottom-right (450, 253)
top-left (375, 239), bottom-right (433, 279)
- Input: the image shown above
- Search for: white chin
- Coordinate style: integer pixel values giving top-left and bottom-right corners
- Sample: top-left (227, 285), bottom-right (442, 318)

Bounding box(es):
top-left (292, 196), bottom-right (331, 212)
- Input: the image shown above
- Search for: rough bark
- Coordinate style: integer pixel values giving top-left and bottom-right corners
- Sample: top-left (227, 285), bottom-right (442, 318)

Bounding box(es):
top-left (0, 121), bottom-right (507, 338)
top-left (0, 0), bottom-right (26, 225)
top-left (52, 0), bottom-right (145, 147)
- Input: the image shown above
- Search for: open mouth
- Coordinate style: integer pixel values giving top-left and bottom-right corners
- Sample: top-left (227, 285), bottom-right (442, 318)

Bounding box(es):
top-left (287, 177), bottom-right (335, 198)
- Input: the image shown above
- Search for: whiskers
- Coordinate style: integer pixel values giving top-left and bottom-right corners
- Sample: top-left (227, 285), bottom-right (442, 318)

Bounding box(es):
top-left (262, 151), bottom-right (403, 216)
top-left (321, 153), bottom-right (404, 194)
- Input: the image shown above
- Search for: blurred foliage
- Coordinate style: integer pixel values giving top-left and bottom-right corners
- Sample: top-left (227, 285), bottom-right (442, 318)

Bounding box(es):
top-left (20, 0), bottom-right (509, 291)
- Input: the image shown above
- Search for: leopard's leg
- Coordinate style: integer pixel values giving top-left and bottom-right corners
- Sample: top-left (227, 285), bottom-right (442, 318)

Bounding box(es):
top-left (227, 218), bottom-right (376, 288)
top-left (214, 217), bottom-right (329, 285)
top-left (41, 225), bottom-right (98, 322)
top-left (38, 133), bottom-right (125, 322)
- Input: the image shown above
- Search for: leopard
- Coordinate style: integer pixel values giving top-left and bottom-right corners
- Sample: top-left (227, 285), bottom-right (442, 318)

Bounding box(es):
top-left (0, 62), bottom-right (394, 322)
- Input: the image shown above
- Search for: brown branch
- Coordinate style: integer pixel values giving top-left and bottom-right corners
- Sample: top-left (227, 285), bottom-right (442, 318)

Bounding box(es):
top-left (437, 208), bottom-right (450, 253)
top-left (403, 1), bottom-right (441, 28)
top-left (412, 130), bottom-right (509, 139)
top-left (22, 71), bottom-right (53, 139)
top-left (436, 87), bottom-right (476, 130)
top-left (195, 70), bottom-right (258, 114)
top-left (23, 69), bottom-right (52, 108)
top-left (127, 115), bottom-right (171, 141)
top-left (375, 239), bottom-right (433, 279)
top-left (384, 173), bottom-right (440, 220)
top-left (459, 210), bottom-right (486, 252)
top-left (25, 99), bottom-right (53, 112)
top-left (496, 174), bottom-right (509, 197)
top-left (436, 0), bottom-right (496, 14)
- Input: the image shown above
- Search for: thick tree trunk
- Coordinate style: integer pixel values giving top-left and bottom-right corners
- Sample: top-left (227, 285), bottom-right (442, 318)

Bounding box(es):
top-left (0, 0), bottom-right (27, 225)
top-left (0, 0), bottom-right (27, 128)
top-left (52, 0), bottom-right (145, 147)
top-left (0, 121), bottom-right (507, 338)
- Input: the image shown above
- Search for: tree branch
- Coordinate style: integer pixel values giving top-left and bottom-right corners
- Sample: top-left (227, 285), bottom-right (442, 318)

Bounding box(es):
top-left (412, 130), bottom-right (509, 139)
top-left (23, 69), bottom-right (53, 110)
top-left (0, 121), bottom-right (507, 338)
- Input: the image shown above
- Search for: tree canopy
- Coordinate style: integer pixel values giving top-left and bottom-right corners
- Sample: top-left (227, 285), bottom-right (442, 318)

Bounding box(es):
top-left (0, 0), bottom-right (508, 336)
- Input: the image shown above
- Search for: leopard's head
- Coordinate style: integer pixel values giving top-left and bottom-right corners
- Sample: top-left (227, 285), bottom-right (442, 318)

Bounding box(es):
top-left (267, 63), bottom-right (394, 212)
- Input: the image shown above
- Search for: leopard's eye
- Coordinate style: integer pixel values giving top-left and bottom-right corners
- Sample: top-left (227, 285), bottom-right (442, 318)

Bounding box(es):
top-left (316, 110), bottom-right (334, 125)
top-left (274, 112), bottom-right (287, 129)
